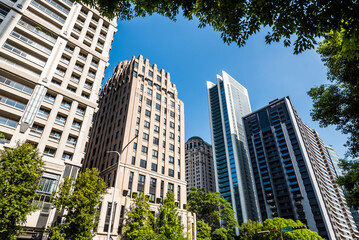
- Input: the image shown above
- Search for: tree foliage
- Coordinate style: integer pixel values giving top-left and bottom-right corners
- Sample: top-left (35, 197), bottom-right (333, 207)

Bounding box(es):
top-left (308, 30), bottom-right (359, 158)
top-left (0, 142), bottom-right (44, 240)
top-left (239, 218), bottom-right (324, 240)
top-left (156, 190), bottom-right (184, 239)
top-left (196, 220), bottom-right (211, 240)
top-left (336, 159), bottom-right (359, 210)
top-left (48, 168), bottom-right (107, 240)
top-left (188, 187), bottom-right (237, 239)
top-left (124, 193), bottom-right (155, 240)
top-left (75, 0), bottom-right (359, 54)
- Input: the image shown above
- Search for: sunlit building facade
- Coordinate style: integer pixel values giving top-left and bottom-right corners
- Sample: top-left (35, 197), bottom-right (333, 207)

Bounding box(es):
top-left (0, 0), bottom-right (116, 238)
top-left (207, 71), bottom-right (260, 233)
top-left (82, 55), bottom-right (196, 240)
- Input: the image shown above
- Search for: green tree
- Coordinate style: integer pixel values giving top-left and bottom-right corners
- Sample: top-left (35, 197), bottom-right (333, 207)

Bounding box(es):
top-left (124, 193), bottom-right (155, 240)
top-left (74, 0), bottom-right (358, 54)
top-left (196, 220), bottom-right (211, 240)
top-left (336, 159), bottom-right (359, 209)
top-left (156, 190), bottom-right (184, 239)
top-left (239, 218), bottom-right (324, 240)
top-left (48, 168), bottom-right (107, 240)
top-left (308, 30), bottom-right (359, 158)
top-left (188, 187), bottom-right (238, 238)
top-left (0, 142), bottom-right (44, 240)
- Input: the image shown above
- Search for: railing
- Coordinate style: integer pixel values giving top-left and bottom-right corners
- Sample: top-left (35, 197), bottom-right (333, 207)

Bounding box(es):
top-left (91, 61), bottom-right (98, 67)
top-left (74, 65), bottom-right (83, 72)
top-left (18, 20), bottom-right (56, 43)
top-left (0, 56), bottom-right (40, 77)
top-left (85, 35), bottom-right (93, 41)
top-left (0, 76), bottom-right (33, 94)
top-left (55, 119), bottom-right (65, 125)
top-left (60, 104), bottom-right (70, 110)
top-left (78, 54), bottom-right (86, 61)
top-left (37, 111), bottom-right (49, 119)
top-left (44, 0), bottom-right (69, 14)
top-left (3, 43), bottom-right (46, 67)
top-left (11, 31), bottom-right (51, 54)
top-left (49, 135), bottom-right (60, 141)
top-left (0, 116), bottom-right (18, 128)
top-left (87, 72), bottom-right (95, 78)
top-left (71, 124), bottom-right (80, 130)
top-left (60, 57), bottom-right (69, 65)
top-left (76, 109), bottom-right (84, 115)
top-left (66, 140), bottom-right (76, 146)
top-left (70, 77), bottom-right (79, 84)
top-left (55, 68), bottom-right (65, 76)
top-left (30, 129), bottom-right (43, 135)
top-left (84, 84), bottom-right (92, 90)
top-left (30, 1), bottom-right (65, 23)
top-left (0, 95), bottom-right (26, 110)
top-left (65, 47), bottom-right (73, 53)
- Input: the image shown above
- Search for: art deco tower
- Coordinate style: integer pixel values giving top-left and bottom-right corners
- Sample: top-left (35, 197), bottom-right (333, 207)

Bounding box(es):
top-left (207, 71), bottom-right (260, 232)
top-left (243, 97), bottom-right (359, 240)
top-left (83, 55), bottom-right (195, 240)
top-left (0, 0), bottom-right (116, 237)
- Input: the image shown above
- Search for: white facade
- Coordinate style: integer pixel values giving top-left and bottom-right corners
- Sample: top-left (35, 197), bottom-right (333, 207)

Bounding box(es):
top-left (0, 0), bottom-right (116, 238)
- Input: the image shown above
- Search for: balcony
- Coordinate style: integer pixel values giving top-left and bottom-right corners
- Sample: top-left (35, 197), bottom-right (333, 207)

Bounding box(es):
top-left (70, 76), bottom-right (79, 84)
top-left (18, 20), bottom-right (56, 43)
top-left (0, 116), bottom-right (18, 128)
top-left (30, 1), bottom-right (65, 23)
top-left (0, 76), bottom-right (33, 94)
top-left (49, 135), bottom-right (60, 141)
top-left (74, 64), bottom-right (83, 72)
top-left (87, 71), bottom-right (95, 78)
top-left (84, 83), bottom-right (92, 90)
top-left (0, 95), bottom-right (26, 110)
top-left (65, 46), bottom-right (74, 54)
top-left (55, 68), bottom-right (65, 76)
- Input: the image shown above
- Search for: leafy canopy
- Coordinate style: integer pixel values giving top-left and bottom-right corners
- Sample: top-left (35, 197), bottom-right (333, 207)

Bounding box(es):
top-left (239, 218), bottom-right (324, 240)
top-left (48, 168), bottom-right (107, 240)
top-left (336, 159), bottom-right (359, 210)
top-left (0, 142), bottom-right (44, 240)
top-left (124, 193), bottom-right (155, 240)
top-left (308, 30), bottom-right (359, 158)
top-left (196, 220), bottom-right (211, 240)
top-left (188, 187), bottom-right (238, 239)
top-left (75, 0), bottom-right (359, 54)
top-left (156, 190), bottom-right (184, 239)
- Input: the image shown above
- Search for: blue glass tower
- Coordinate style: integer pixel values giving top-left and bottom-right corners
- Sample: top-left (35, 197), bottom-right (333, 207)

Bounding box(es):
top-left (207, 71), bottom-right (260, 232)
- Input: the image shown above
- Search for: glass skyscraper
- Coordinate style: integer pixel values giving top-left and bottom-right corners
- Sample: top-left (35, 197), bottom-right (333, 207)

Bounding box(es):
top-left (207, 71), bottom-right (260, 233)
top-left (243, 97), bottom-right (359, 239)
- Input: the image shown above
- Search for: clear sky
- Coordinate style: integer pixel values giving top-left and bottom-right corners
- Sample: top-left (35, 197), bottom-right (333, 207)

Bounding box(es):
top-left (103, 14), bottom-right (348, 159)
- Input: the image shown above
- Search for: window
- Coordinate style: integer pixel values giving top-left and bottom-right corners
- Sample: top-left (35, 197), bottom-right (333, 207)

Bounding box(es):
top-left (169, 144), bottom-right (174, 151)
top-left (157, 75), bottom-right (161, 82)
top-left (162, 153), bottom-right (165, 161)
top-left (77, 106), bottom-right (85, 115)
top-left (30, 124), bottom-right (44, 135)
top-left (38, 108), bottom-right (50, 119)
top-left (67, 136), bottom-right (77, 146)
top-left (155, 114), bottom-right (160, 122)
top-left (133, 142), bottom-right (137, 150)
top-left (170, 132), bottom-right (174, 139)
top-left (154, 125), bottom-right (159, 133)
top-left (156, 93), bottom-right (161, 100)
top-left (163, 129), bottom-right (166, 136)
top-left (72, 120), bottom-right (81, 130)
top-left (169, 156), bottom-right (174, 164)
top-left (151, 163), bottom-right (157, 172)
top-left (153, 137), bottom-right (159, 145)
top-left (144, 121), bottom-right (150, 129)
top-left (147, 88), bottom-right (152, 96)
top-left (145, 110), bottom-right (151, 117)
top-left (163, 141), bottom-right (166, 148)
top-left (156, 103), bottom-right (161, 111)
top-left (138, 106), bottom-right (141, 113)
top-left (170, 121), bottom-right (175, 129)
top-left (49, 130), bottom-right (61, 141)
top-left (168, 183), bottom-right (174, 192)
top-left (139, 95), bottom-right (143, 101)
top-left (168, 169), bottom-right (174, 177)
top-left (142, 66), bottom-right (145, 72)
top-left (38, 173), bottom-right (59, 194)
top-left (115, 131), bottom-right (119, 139)
top-left (138, 174), bottom-right (145, 192)
top-left (156, 85), bottom-right (161, 91)
top-left (170, 111), bottom-right (175, 118)
top-left (162, 166), bottom-right (165, 174)
top-left (147, 79), bottom-right (152, 86)
top-left (148, 70), bottom-right (153, 77)
top-left (141, 146), bottom-right (148, 154)
top-left (163, 118), bottom-right (166, 125)
top-left (140, 160), bottom-right (147, 168)
top-left (140, 84), bottom-right (144, 90)
top-left (55, 114), bottom-right (66, 125)
top-left (43, 147), bottom-right (56, 157)
top-left (146, 99), bottom-right (152, 106)
top-left (143, 133), bottom-right (149, 141)
top-left (113, 144), bottom-right (117, 151)
top-left (44, 93), bottom-right (55, 103)
top-left (61, 153), bottom-right (72, 161)
top-left (131, 157), bottom-right (135, 165)
top-left (136, 117), bottom-right (140, 125)
top-left (152, 150), bottom-right (158, 158)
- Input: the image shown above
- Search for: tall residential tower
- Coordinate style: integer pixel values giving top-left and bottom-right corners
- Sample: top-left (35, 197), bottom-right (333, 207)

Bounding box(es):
top-left (243, 97), bottom-right (359, 240)
top-left (185, 136), bottom-right (215, 193)
top-left (207, 71), bottom-right (260, 231)
top-left (0, 0), bottom-right (116, 237)
top-left (83, 55), bottom-right (195, 240)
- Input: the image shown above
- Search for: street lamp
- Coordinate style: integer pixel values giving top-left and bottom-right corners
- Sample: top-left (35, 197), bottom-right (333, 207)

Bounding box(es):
top-left (256, 229), bottom-right (283, 240)
top-left (106, 134), bottom-right (138, 240)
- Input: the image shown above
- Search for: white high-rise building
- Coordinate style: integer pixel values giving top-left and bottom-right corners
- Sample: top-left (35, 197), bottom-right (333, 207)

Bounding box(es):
top-left (206, 71), bottom-right (260, 234)
top-left (0, 0), bottom-right (116, 238)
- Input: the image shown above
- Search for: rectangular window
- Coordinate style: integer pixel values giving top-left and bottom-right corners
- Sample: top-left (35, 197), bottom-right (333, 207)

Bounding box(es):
top-left (148, 70), bottom-right (153, 77)
top-left (155, 114), bottom-right (160, 122)
top-left (170, 121), bottom-right (175, 129)
top-left (138, 106), bottom-right (141, 113)
top-left (154, 125), bottom-right (159, 133)
top-left (147, 88), bottom-right (152, 96)
top-left (155, 103), bottom-right (161, 111)
top-left (144, 121), bottom-right (150, 129)
top-left (168, 169), bottom-right (174, 177)
top-left (168, 183), bottom-right (174, 192)
top-left (157, 75), bottom-right (161, 82)
top-left (152, 150), bottom-right (158, 158)
top-left (146, 99), bottom-right (152, 106)
top-left (140, 160), bottom-right (147, 168)
top-left (136, 117), bottom-right (140, 125)
top-left (170, 111), bottom-right (175, 118)
top-left (133, 142), bottom-right (137, 150)
top-left (141, 146), bottom-right (148, 154)
top-left (169, 156), bottom-right (174, 164)
top-left (151, 163), bottom-right (157, 172)
top-left (156, 93), bottom-right (161, 100)
top-left (162, 166), bottom-right (165, 174)
top-left (61, 153), bottom-right (72, 161)
top-left (138, 174), bottom-right (145, 192)
top-left (145, 110), bottom-right (151, 117)
top-left (143, 133), bottom-right (149, 141)
top-left (170, 132), bottom-right (174, 139)
top-left (131, 157), bottom-right (135, 165)
top-left (153, 137), bottom-right (159, 145)
top-left (139, 95), bottom-right (143, 101)
top-left (169, 144), bottom-right (174, 151)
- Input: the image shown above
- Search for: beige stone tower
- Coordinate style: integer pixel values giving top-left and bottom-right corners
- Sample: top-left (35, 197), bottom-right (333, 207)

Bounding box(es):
top-left (0, 0), bottom-right (116, 238)
top-left (83, 55), bottom-right (196, 240)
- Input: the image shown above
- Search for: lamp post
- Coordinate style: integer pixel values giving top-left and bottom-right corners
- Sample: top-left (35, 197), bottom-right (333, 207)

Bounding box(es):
top-left (256, 229), bottom-right (284, 240)
top-left (106, 134), bottom-right (138, 240)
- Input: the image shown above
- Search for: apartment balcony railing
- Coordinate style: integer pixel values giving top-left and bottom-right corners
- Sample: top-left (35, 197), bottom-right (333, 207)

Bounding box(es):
top-left (0, 95), bottom-right (26, 110)
top-left (0, 116), bottom-right (18, 128)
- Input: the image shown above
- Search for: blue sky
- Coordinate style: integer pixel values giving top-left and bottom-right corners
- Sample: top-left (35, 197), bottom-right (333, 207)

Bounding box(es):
top-left (103, 14), bottom-right (348, 159)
